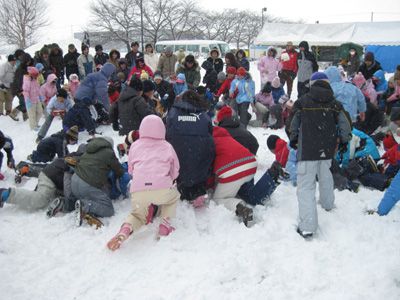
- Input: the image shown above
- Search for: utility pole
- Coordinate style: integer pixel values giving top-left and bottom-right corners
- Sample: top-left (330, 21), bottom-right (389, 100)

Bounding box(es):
top-left (261, 7), bottom-right (267, 28)
top-left (140, 0), bottom-right (144, 52)
top-left (371, 11), bottom-right (374, 22)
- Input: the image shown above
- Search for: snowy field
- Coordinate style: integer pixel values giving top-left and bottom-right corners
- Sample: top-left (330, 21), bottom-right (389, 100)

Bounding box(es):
top-left (1, 63), bottom-right (400, 300)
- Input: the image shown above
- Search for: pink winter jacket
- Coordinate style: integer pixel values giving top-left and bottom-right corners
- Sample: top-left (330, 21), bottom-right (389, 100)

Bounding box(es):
top-left (128, 115), bottom-right (180, 193)
top-left (40, 74), bottom-right (58, 104)
top-left (257, 56), bottom-right (282, 84)
top-left (22, 75), bottom-right (41, 104)
top-left (255, 92), bottom-right (274, 108)
top-left (388, 84), bottom-right (400, 102)
top-left (361, 80), bottom-right (378, 106)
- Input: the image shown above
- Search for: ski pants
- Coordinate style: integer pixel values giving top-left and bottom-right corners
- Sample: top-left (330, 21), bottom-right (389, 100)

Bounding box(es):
top-left (377, 171), bottom-right (400, 216)
top-left (213, 175), bottom-right (254, 212)
top-left (8, 172), bottom-right (57, 210)
top-left (297, 160), bottom-right (335, 233)
top-left (125, 187), bottom-right (180, 232)
top-left (71, 174), bottom-right (114, 218)
top-left (27, 102), bottom-right (43, 130)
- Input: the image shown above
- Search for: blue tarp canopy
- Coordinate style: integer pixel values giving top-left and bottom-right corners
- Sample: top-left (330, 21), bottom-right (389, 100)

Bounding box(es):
top-left (365, 45), bottom-right (400, 73)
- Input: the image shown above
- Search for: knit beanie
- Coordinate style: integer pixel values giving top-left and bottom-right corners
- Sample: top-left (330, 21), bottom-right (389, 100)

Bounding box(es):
top-left (129, 77), bottom-right (143, 91)
top-left (143, 80), bottom-right (155, 93)
top-left (237, 67), bottom-right (246, 77)
top-left (66, 125), bottom-right (79, 141)
top-left (267, 135), bottom-right (280, 151)
top-left (217, 71), bottom-right (226, 81)
top-left (7, 55), bottom-right (15, 62)
top-left (124, 130), bottom-right (140, 149)
top-left (310, 72), bottom-right (329, 85)
top-left (216, 106), bottom-right (233, 123)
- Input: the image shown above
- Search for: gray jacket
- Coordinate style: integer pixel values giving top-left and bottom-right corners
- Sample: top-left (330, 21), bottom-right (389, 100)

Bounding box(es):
top-left (0, 61), bottom-right (16, 88)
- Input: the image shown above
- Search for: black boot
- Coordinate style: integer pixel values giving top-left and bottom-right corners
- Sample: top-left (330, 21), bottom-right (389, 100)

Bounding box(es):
top-left (235, 203), bottom-right (253, 227)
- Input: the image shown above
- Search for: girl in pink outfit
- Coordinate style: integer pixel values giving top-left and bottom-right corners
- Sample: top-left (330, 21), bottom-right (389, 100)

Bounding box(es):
top-left (68, 74), bottom-right (80, 98)
top-left (40, 73), bottom-right (58, 105)
top-left (352, 72), bottom-right (378, 106)
top-left (107, 115), bottom-right (181, 251)
top-left (257, 47), bottom-right (282, 86)
top-left (23, 67), bottom-right (43, 130)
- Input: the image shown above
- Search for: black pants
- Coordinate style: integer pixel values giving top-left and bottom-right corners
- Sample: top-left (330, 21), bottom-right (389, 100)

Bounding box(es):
top-left (237, 102), bottom-right (251, 127)
top-left (15, 94), bottom-right (27, 113)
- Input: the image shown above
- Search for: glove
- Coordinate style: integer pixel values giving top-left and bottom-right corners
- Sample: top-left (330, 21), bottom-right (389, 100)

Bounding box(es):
top-left (7, 158), bottom-right (15, 169)
top-left (338, 143), bottom-right (348, 154)
top-left (25, 99), bottom-right (32, 110)
top-left (289, 140), bottom-right (298, 150)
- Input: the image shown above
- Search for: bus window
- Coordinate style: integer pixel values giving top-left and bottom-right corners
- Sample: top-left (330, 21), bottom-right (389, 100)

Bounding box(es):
top-left (201, 46), bottom-right (209, 54)
top-left (218, 43), bottom-right (230, 56)
top-left (156, 44), bottom-right (165, 53)
top-left (187, 44), bottom-right (199, 52)
top-left (175, 45), bottom-right (186, 51)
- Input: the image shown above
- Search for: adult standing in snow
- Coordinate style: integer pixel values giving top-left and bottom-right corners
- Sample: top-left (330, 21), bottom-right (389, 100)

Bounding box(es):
top-left (324, 66), bottom-right (366, 123)
top-left (176, 55), bottom-right (201, 89)
top-left (257, 47), bottom-right (282, 88)
top-left (125, 41), bottom-right (143, 70)
top-left (63, 44), bottom-right (80, 80)
top-left (49, 44), bottom-right (64, 86)
top-left (236, 49), bottom-right (250, 71)
top-left (0, 55), bottom-right (16, 116)
top-left (358, 52), bottom-right (382, 80)
top-left (297, 41), bottom-right (319, 98)
top-left (206, 48), bottom-right (224, 74)
top-left (94, 44), bottom-right (109, 68)
top-left (34, 46), bottom-right (52, 80)
top-left (75, 62), bottom-right (116, 112)
top-left (290, 72), bottom-right (352, 238)
top-left (144, 43), bottom-right (158, 73)
top-left (157, 46), bottom-right (177, 80)
top-left (346, 48), bottom-right (360, 78)
top-left (279, 42), bottom-right (298, 98)
top-left (78, 45), bottom-right (95, 80)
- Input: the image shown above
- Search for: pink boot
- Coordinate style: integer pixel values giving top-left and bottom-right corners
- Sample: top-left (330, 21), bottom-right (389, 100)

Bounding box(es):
top-left (192, 195), bottom-right (206, 208)
top-left (107, 223), bottom-right (133, 251)
top-left (158, 218), bottom-right (175, 237)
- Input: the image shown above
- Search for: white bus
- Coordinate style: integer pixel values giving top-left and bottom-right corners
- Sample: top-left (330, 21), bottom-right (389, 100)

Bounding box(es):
top-left (155, 40), bottom-right (230, 57)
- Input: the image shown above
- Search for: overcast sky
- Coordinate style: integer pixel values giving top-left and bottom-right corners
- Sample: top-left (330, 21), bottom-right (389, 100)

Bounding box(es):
top-left (46, 0), bottom-right (400, 40)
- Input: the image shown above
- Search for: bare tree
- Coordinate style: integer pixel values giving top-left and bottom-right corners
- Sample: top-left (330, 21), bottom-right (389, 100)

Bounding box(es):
top-left (90, 0), bottom-right (140, 52)
top-left (0, 0), bottom-right (48, 48)
top-left (142, 0), bottom-right (173, 45)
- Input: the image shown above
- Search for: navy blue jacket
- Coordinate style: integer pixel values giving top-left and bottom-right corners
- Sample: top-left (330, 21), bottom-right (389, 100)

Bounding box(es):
top-left (166, 101), bottom-right (215, 187)
top-left (36, 132), bottom-right (68, 161)
top-left (63, 99), bottom-right (96, 135)
top-left (74, 63), bottom-right (115, 111)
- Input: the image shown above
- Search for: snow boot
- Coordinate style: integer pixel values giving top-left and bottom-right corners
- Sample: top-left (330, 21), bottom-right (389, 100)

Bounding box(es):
top-left (158, 218), bottom-right (175, 237)
top-left (46, 197), bottom-right (64, 218)
top-left (346, 181), bottom-right (360, 193)
top-left (192, 194), bottom-right (207, 208)
top-left (297, 227), bottom-right (313, 239)
top-left (0, 188), bottom-right (11, 208)
top-left (8, 108), bottom-right (19, 121)
top-left (22, 112), bottom-right (28, 121)
top-left (75, 200), bottom-right (104, 229)
top-left (107, 223), bottom-right (133, 251)
top-left (235, 203), bottom-right (253, 227)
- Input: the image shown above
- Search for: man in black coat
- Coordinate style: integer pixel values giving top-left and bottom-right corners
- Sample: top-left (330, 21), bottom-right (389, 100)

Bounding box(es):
top-left (216, 105), bottom-right (259, 155)
top-left (63, 44), bottom-right (80, 79)
top-left (28, 126), bottom-right (79, 163)
top-left (125, 41), bottom-right (143, 69)
top-left (110, 77), bottom-right (155, 135)
top-left (290, 72), bottom-right (352, 238)
top-left (358, 52), bottom-right (382, 80)
top-left (94, 45), bottom-right (109, 67)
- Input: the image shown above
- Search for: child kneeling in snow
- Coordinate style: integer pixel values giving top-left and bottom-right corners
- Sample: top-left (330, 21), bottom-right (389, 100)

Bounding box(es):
top-left (107, 115), bottom-right (180, 251)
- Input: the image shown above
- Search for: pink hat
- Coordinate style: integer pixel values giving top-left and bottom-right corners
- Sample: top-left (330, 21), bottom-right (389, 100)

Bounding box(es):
top-left (352, 72), bottom-right (366, 88)
top-left (27, 67), bottom-right (39, 78)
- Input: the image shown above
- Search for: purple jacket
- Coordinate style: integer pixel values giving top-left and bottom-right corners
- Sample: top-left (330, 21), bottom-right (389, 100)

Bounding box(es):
top-left (257, 56), bottom-right (282, 84)
top-left (128, 115), bottom-right (180, 192)
top-left (255, 92), bottom-right (274, 108)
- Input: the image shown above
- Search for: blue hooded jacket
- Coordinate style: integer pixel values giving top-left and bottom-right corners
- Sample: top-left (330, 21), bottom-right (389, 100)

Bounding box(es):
top-left (229, 77), bottom-right (255, 104)
top-left (373, 70), bottom-right (388, 93)
top-left (325, 66), bottom-right (366, 122)
top-left (74, 63), bottom-right (116, 111)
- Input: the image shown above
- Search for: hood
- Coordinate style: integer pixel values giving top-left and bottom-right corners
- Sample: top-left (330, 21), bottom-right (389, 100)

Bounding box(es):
top-left (209, 48), bottom-right (220, 57)
top-left (213, 126), bottom-right (230, 138)
top-left (373, 70), bottom-right (385, 82)
top-left (46, 73), bottom-right (58, 84)
top-left (219, 116), bottom-right (241, 129)
top-left (299, 41), bottom-right (309, 52)
top-left (119, 86), bottom-right (140, 102)
top-left (86, 137), bottom-right (113, 154)
top-left (109, 49), bottom-right (121, 60)
top-left (324, 66), bottom-right (342, 84)
top-left (139, 115), bottom-right (166, 140)
top-left (100, 63), bottom-right (116, 79)
top-left (308, 80), bottom-right (334, 103)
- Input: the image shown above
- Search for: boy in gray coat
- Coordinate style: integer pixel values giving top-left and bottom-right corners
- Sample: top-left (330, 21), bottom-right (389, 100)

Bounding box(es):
top-left (290, 72), bottom-right (352, 238)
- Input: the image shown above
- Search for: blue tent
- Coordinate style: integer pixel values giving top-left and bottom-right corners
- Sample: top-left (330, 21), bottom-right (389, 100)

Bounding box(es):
top-left (362, 45), bottom-right (400, 73)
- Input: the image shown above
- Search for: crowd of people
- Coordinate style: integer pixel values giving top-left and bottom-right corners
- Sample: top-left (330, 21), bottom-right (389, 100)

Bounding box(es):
top-left (0, 38), bottom-right (399, 249)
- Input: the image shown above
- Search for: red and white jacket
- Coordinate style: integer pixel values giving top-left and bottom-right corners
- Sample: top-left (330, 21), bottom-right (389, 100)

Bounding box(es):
top-left (212, 126), bottom-right (257, 184)
top-left (281, 49), bottom-right (298, 74)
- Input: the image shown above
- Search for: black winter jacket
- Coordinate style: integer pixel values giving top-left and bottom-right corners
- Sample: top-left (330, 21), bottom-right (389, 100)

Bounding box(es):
top-left (42, 158), bottom-right (70, 190)
top-left (64, 51), bottom-right (80, 78)
top-left (94, 53), bottom-right (109, 66)
top-left (218, 116), bottom-right (259, 155)
top-left (37, 131), bottom-right (68, 160)
top-left (358, 61), bottom-right (382, 80)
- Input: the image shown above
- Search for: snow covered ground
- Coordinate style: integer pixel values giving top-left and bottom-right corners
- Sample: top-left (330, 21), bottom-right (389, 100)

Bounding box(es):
top-left (1, 63), bottom-right (400, 300)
